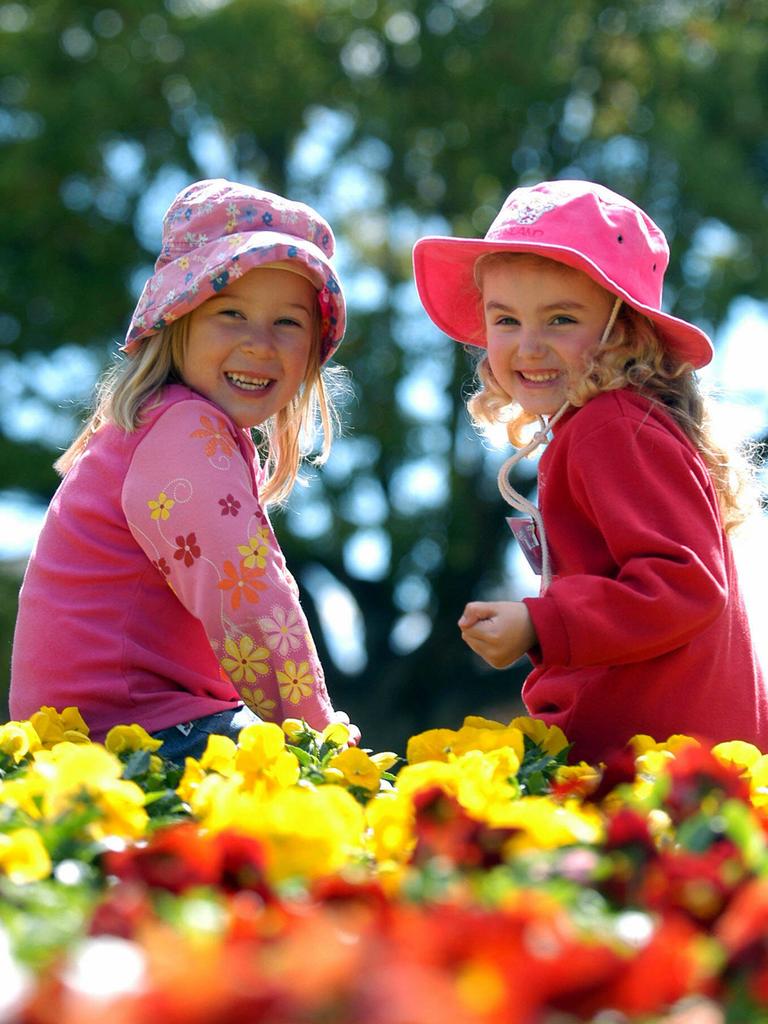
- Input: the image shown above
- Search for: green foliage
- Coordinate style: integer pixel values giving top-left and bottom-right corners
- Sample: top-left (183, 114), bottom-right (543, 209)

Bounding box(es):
top-left (1, 0), bottom-right (766, 750)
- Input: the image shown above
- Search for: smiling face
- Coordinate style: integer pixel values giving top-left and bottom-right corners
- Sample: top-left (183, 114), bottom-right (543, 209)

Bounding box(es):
top-left (479, 255), bottom-right (615, 417)
top-left (182, 267), bottom-right (318, 429)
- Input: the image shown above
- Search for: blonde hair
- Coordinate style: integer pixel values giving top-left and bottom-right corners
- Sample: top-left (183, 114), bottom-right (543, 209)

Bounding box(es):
top-left (468, 252), bottom-right (758, 533)
top-left (55, 303), bottom-right (343, 508)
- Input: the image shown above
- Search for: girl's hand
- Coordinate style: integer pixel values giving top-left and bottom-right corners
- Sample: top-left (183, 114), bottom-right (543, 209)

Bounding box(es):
top-left (330, 709), bottom-right (361, 746)
top-left (458, 601), bottom-right (537, 669)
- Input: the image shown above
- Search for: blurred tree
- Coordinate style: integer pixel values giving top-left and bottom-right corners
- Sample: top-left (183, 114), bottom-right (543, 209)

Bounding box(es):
top-left (1, 0), bottom-right (766, 748)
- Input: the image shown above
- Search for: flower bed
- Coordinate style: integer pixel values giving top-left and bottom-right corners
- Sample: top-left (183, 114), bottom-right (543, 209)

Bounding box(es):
top-left (1, 707), bottom-right (767, 1023)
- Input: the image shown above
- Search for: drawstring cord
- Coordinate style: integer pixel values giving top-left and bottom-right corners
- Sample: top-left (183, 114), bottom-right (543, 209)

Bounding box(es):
top-left (497, 296), bottom-right (623, 593)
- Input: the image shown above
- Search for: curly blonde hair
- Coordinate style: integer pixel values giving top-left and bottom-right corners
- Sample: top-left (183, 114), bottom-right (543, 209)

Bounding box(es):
top-left (467, 252), bottom-right (758, 533)
top-left (55, 303), bottom-right (344, 508)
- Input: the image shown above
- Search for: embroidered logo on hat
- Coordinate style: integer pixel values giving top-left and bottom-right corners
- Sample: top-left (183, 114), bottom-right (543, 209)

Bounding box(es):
top-left (504, 195), bottom-right (558, 225)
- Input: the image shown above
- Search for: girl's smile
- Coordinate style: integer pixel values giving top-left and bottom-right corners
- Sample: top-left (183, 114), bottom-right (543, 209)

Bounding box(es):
top-left (182, 267), bottom-right (317, 429)
top-left (480, 257), bottom-right (615, 417)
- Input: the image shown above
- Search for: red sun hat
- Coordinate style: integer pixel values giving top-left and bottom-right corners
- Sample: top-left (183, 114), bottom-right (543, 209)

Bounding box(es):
top-left (124, 178), bottom-right (346, 364)
top-left (412, 179), bottom-right (713, 369)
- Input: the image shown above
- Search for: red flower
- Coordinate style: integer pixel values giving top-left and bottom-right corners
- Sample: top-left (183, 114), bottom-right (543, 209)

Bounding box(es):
top-left (104, 823), bottom-right (221, 894)
top-left (663, 745), bottom-right (751, 823)
top-left (598, 808), bottom-right (660, 908)
top-left (585, 747), bottom-right (638, 804)
top-left (88, 881), bottom-right (154, 939)
top-left (567, 913), bottom-right (715, 1018)
top-left (218, 493), bottom-right (241, 516)
top-left (173, 532), bottom-right (201, 567)
top-left (411, 787), bottom-right (514, 869)
top-left (102, 824), bottom-right (270, 898)
top-left (641, 840), bottom-right (747, 924)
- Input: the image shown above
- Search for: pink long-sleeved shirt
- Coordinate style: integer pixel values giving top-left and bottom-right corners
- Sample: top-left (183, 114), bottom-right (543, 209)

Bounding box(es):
top-left (11, 384), bottom-right (335, 740)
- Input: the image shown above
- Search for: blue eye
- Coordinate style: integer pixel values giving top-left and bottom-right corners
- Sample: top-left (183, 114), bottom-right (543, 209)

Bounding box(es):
top-left (552, 314), bottom-right (576, 325)
top-left (220, 308), bottom-right (244, 319)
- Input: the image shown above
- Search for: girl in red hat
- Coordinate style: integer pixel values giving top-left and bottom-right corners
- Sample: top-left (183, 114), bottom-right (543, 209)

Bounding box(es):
top-left (11, 179), bottom-right (357, 759)
top-left (413, 179), bottom-right (766, 763)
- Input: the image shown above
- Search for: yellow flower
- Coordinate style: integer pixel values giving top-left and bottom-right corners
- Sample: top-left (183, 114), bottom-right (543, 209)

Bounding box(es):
top-left (281, 718), bottom-right (308, 741)
top-left (0, 828), bottom-right (51, 884)
top-left (452, 724), bottom-right (525, 762)
top-left (8, 743), bottom-right (149, 841)
top-left (370, 751), bottom-right (399, 772)
top-left (235, 722), bottom-right (300, 790)
top-left (105, 724), bottom-right (163, 755)
top-left (238, 528), bottom-right (270, 569)
top-left (91, 780), bottom-right (149, 840)
top-left (453, 748), bottom-right (521, 818)
top-left (712, 740), bottom-right (763, 775)
top-left (493, 796), bottom-right (604, 850)
top-left (329, 748), bottom-right (381, 792)
top-left (0, 776), bottom-right (45, 819)
top-left (406, 728), bottom-right (458, 765)
top-left (396, 759), bottom-right (459, 799)
top-left (231, 784), bottom-right (366, 883)
top-left (509, 717), bottom-right (569, 756)
top-left (744, 754), bottom-right (768, 809)
top-left (185, 772), bottom-right (244, 829)
top-left (366, 790), bottom-right (416, 864)
top-left (630, 733), bottom-right (700, 756)
top-left (461, 715), bottom-right (507, 731)
top-left (199, 734), bottom-right (238, 776)
top-left (221, 634), bottom-right (270, 683)
top-left (147, 491), bottom-right (175, 520)
top-left (0, 721), bottom-right (41, 763)
top-left (29, 706), bottom-right (90, 748)
top-left (176, 757), bottom-right (208, 807)
top-left (320, 721), bottom-right (351, 747)
top-left (554, 761), bottom-right (602, 798)
top-left (635, 748), bottom-right (675, 779)
top-left (277, 660), bottom-right (314, 704)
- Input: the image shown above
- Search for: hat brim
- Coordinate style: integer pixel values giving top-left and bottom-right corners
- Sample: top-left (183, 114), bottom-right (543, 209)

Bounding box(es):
top-left (413, 236), bottom-right (713, 369)
top-left (124, 230), bottom-right (345, 362)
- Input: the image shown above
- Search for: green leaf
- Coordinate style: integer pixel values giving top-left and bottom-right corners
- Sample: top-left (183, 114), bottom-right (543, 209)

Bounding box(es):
top-left (122, 749), bottom-right (151, 780)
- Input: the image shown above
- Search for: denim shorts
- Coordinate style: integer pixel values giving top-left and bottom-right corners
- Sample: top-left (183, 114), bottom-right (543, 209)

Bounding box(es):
top-left (151, 705), bottom-right (262, 763)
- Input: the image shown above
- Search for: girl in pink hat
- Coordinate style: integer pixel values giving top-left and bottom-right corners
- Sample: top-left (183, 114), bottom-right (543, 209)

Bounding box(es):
top-left (413, 179), bottom-right (766, 764)
top-left (11, 178), bottom-right (357, 759)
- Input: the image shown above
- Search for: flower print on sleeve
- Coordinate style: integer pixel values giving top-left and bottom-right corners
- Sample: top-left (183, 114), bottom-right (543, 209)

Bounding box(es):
top-left (220, 634), bottom-right (270, 685)
top-left (122, 395), bottom-right (336, 729)
top-left (239, 685), bottom-right (277, 720)
top-left (238, 529), bottom-right (270, 569)
top-left (173, 532), bottom-right (201, 567)
top-left (217, 561), bottom-right (268, 610)
top-left (218, 494), bottom-right (241, 517)
top-left (148, 492), bottom-right (175, 520)
top-left (258, 606), bottom-right (304, 657)
top-left (277, 660), bottom-right (315, 705)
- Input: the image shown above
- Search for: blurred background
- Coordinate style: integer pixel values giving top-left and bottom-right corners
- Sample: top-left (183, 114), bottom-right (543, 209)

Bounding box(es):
top-left (1, 0), bottom-right (767, 753)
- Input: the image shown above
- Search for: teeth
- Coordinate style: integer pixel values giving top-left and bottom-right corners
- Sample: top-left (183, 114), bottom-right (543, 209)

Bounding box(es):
top-left (520, 371), bottom-right (560, 383)
top-left (226, 372), bottom-right (271, 391)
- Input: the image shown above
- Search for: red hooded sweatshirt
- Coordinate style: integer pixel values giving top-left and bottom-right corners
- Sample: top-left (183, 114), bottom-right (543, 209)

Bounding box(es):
top-left (522, 389), bottom-right (767, 764)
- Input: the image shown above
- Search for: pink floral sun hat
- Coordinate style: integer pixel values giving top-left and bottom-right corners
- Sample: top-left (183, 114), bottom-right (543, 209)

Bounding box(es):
top-left (124, 178), bottom-right (346, 363)
top-left (412, 179), bottom-right (713, 369)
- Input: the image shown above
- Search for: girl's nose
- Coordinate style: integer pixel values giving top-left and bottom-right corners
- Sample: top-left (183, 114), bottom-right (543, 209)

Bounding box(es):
top-left (240, 325), bottom-right (276, 353)
top-left (517, 329), bottom-right (547, 357)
